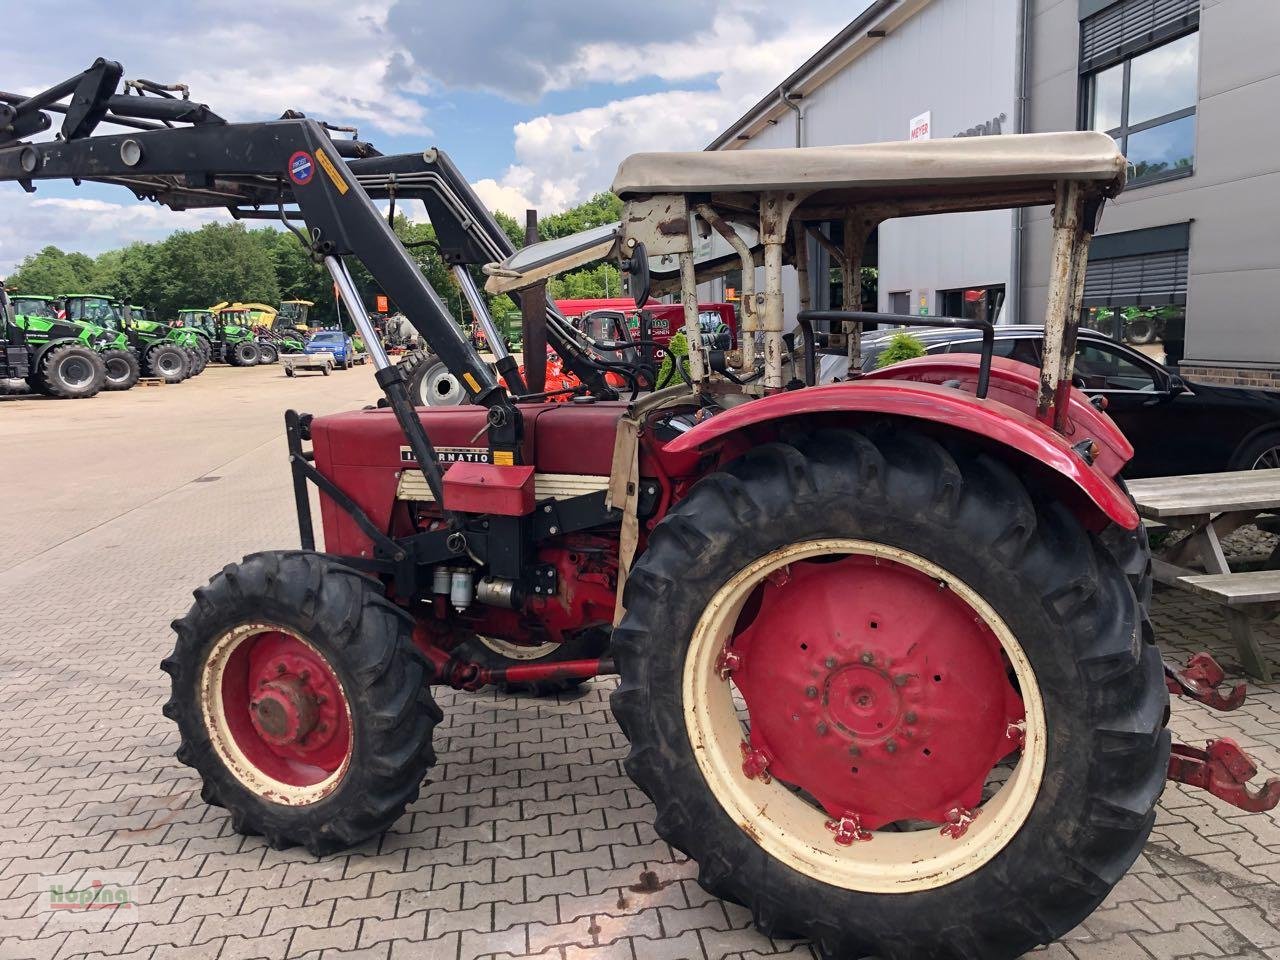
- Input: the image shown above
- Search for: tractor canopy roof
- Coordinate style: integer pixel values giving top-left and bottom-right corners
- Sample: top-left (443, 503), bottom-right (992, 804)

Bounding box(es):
top-left (15, 294), bottom-right (57, 301)
top-left (486, 131), bottom-right (1125, 295)
top-left (611, 131), bottom-right (1124, 206)
top-left (63, 293), bottom-right (113, 299)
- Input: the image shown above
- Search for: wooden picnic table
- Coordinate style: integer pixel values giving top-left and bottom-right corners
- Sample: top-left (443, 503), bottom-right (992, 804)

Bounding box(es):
top-left (1126, 468), bottom-right (1280, 681)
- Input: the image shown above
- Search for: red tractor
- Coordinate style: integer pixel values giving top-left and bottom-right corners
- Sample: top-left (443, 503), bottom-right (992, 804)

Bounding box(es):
top-left (5, 60), bottom-right (1275, 960)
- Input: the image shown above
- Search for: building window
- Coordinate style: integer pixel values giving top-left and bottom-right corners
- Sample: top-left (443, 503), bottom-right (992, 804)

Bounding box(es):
top-left (938, 285), bottom-right (1005, 326)
top-left (1082, 222), bottom-right (1189, 367)
top-left (1080, 0), bottom-right (1199, 188)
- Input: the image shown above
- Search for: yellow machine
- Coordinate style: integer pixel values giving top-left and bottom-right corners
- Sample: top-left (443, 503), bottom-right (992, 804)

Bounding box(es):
top-left (276, 299), bottom-right (314, 332)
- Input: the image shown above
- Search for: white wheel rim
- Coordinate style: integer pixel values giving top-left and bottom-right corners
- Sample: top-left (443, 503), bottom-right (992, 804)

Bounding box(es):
top-left (421, 362), bottom-right (464, 406)
top-left (1252, 447), bottom-right (1280, 470)
top-left (682, 538), bottom-right (1046, 893)
top-left (477, 636), bottom-right (562, 661)
top-left (200, 623), bottom-right (353, 805)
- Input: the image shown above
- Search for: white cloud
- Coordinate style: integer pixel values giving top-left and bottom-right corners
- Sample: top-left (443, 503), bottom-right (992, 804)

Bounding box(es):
top-left (472, 4), bottom-right (855, 217)
top-left (6, 0), bottom-right (428, 137)
top-left (0, 194), bottom-right (228, 274)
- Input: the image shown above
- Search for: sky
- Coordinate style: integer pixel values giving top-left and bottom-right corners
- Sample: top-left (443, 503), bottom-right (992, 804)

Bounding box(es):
top-left (0, 0), bottom-right (866, 274)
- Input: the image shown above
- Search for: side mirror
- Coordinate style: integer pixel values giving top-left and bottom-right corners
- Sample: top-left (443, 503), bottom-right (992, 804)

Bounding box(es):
top-left (1167, 373), bottom-right (1188, 397)
top-left (621, 241), bottom-right (650, 308)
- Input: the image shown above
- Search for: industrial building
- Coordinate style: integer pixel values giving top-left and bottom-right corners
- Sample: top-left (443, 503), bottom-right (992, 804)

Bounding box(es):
top-left (705, 0), bottom-right (1280, 386)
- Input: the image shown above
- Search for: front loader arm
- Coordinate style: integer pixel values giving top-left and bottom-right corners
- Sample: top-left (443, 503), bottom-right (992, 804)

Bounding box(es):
top-left (341, 149), bottom-right (615, 397)
top-left (0, 118), bottom-right (502, 410)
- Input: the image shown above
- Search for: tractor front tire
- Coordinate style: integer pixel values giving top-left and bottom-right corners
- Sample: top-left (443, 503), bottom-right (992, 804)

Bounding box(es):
top-left (230, 341), bottom-right (261, 367)
top-left (611, 426), bottom-right (1168, 960)
top-left (186, 347), bottom-right (207, 377)
top-left (257, 342), bottom-right (280, 365)
top-left (101, 349), bottom-right (141, 391)
top-left (33, 344), bottom-right (106, 399)
top-left (145, 344), bottom-right (189, 383)
top-left (163, 551), bottom-right (441, 855)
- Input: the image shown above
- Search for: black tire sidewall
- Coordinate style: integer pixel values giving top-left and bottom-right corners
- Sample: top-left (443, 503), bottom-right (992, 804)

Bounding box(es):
top-left (41, 345), bottom-right (105, 398)
top-left (1230, 430), bottom-right (1280, 471)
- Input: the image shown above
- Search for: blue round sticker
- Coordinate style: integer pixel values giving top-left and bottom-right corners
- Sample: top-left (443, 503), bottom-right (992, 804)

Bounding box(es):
top-left (289, 151), bottom-right (314, 185)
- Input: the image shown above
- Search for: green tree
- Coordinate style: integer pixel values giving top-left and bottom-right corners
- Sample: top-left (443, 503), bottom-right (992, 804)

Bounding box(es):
top-left (539, 192), bottom-right (622, 240)
top-left (9, 245), bottom-right (97, 295)
top-left (548, 261), bottom-right (622, 301)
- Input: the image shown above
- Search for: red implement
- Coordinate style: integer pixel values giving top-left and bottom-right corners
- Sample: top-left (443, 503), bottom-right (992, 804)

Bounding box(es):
top-left (1168, 738), bottom-right (1280, 813)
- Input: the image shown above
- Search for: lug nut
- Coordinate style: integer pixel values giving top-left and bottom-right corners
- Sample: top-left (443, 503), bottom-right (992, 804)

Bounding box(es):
top-left (824, 656), bottom-right (837, 669)
top-left (860, 652), bottom-right (874, 664)
top-left (885, 739), bottom-right (898, 753)
top-left (816, 722), bottom-right (828, 736)
top-left (905, 711), bottom-right (917, 724)
top-left (805, 685), bottom-right (818, 699)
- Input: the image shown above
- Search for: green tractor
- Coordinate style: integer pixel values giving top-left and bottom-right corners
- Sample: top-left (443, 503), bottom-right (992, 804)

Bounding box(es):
top-left (2, 289), bottom-right (114, 398)
top-left (276, 298), bottom-right (313, 332)
top-left (62, 294), bottom-right (192, 384)
top-left (181, 303), bottom-right (263, 366)
top-left (126, 303), bottom-right (208, 376)
top-left (10, 293), bottom-right (137, 391)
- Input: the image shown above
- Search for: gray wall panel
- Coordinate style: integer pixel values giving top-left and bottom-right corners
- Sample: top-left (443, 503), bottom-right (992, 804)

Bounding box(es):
top-left (1025, 0), bottom-right (1280, 369)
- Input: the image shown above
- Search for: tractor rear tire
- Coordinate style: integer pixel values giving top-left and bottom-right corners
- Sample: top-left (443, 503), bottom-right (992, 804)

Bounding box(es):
top-left (230, 341), bottom-right (261, 367)
top-left (610, 426), bottom-right (1168, 960)
top-left (162, 551), bottom-right (442, 856)
top-left (402, 351), bottom-right (464, 406)
top-left (33, 344), bottom-right (106, 399)
top-left (454, 628), bottom-right (609, 696)
top-left (101, 349), bottom-right (141, 391)
top-left (258, 342), bottom-right (280, 365)
top-left (189, 348), bottom-right (208, 376)
top-left (145, 344), bottom-right (189, 383)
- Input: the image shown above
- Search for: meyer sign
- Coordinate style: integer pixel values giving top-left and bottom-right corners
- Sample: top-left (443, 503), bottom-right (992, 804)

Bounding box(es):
top-left (909, 110), bottom-right (931, 141)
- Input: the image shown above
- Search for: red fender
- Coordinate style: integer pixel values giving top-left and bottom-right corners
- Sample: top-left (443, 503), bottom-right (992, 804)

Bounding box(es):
top-left (663, 378), bottom-right (1138, 529)
top-left (861, 355), bottom-right (1134, 477)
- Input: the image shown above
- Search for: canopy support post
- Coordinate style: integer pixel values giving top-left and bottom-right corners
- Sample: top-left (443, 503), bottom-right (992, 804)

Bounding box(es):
top-left (1040, 180), bottom-right (1092, 430)
top-left (759, 191), bottom-right (805, 392)
top-left (694, 203), bottom-right (757, 372)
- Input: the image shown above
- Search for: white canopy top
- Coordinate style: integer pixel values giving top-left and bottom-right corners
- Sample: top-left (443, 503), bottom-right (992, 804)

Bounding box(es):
top-left (612, 131), bottom-right (1126, 198)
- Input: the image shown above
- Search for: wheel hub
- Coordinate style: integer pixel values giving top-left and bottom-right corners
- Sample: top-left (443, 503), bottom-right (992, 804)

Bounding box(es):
top-left (251, 678), bottom-right (318, 745)
top-left (202, 626), bottom-right (351, 797)
top-left (730, 555), bottom-right (1025, 829)
top-left (824, 662), bottom-right (907, 740)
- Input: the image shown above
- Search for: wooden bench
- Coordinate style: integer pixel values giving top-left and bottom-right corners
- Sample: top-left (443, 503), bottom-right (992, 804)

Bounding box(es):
top-left (1177, 569), bottom-right (1280, 608)
top-left (1128, 468), bottom-right (1280, 681)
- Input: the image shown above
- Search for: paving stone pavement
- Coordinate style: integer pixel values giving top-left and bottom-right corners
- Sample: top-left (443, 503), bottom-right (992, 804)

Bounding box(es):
top-left (2, 372), bottom-right (1279, 959)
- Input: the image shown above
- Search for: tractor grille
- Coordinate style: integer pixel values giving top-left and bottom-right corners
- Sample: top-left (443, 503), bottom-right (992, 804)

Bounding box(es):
top-left (395, 471), bottom-right (609, 503)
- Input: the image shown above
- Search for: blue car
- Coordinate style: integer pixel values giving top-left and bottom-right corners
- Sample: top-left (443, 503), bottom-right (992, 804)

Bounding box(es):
top-left (305, 330), bottom-right (357, 370)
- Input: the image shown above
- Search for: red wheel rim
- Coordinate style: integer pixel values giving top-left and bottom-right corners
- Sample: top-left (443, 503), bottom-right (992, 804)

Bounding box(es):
top-left (201, 624), bottom-right (353, 803)
top-left (731, 553), bottom-right (1025, 829)
top-left (684, 539), bottom-right (1046, 892)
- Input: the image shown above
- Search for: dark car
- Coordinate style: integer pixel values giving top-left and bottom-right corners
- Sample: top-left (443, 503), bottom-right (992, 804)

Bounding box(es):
top-left (853, 325), bottom-right (1280, 478)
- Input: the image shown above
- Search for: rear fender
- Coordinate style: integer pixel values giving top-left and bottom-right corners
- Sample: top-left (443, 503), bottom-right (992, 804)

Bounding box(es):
top-left (861, 354), bottom-right (1133, 476)
top-left (662, 379), bottom-right (1138, 530)
top-left (31, 337), bottom-right (84, 368)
